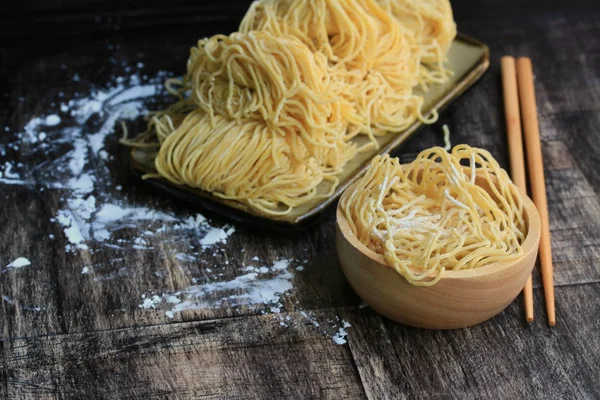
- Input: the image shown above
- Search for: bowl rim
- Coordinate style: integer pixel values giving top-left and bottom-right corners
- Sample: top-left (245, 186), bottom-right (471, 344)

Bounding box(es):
top-left (336, 170), bottom-right (542, 281)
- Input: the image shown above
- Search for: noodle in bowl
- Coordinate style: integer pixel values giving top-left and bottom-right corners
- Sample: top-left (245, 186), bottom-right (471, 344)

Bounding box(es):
top-left (336, 147), bottom-right (542, 329)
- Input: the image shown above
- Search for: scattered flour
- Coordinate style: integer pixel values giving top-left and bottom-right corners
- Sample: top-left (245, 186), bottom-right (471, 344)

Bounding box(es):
top-left (175, 253), bottom-right (198, 262)
top-left (200, 227), bottom-right (230, 247)
top-left (299, 310), bottom-right (321, 328)
top-left (142, 258), bottom-right (294, 319)
top-left (56, 209), bottom-right (89, 251)
top-left (5, 257), bottom-right (31, 270)
top-left (3, 71), bottom-right (238, 253)
top-left (139, 256), bottom-right (350, 345)
top-left (45, 114), bottom-right (61, 126)
top-left (139, 294), bottom-right (162, 309)
top-left (332, 322), bottom-right (351, 345)
top-left (2, 69), bottom-right (350, 345)
top-left (2, 162), bottom-right (20, 179)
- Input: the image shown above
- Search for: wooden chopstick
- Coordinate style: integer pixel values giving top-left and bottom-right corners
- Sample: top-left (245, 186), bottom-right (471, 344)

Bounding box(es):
top-left (501, 56), bottom-right (534, 323)
top-left (516, 57), bottom-right (556, 326)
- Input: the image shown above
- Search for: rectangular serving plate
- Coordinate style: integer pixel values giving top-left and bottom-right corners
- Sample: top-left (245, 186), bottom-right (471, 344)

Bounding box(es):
top-left (131, 33), bottom-right (490, 230)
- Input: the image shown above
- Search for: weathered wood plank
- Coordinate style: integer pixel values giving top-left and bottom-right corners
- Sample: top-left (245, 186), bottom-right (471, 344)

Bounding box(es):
top-left (1, 1), bottom-right (600, 342)
top-left (1, 2), bottom-right (600, 398)
top-left (345, 284), bottom-right (600, 400)
top-left (343, 309), bottom-right (409, 400)
top-left (0, 185), bottom-right (67, 339)
top-left (0, 342), bottom-right (7, 400)
top-left (546, 111), bottom-right (600, 198)
top-left (2, 312), bottom-right (365, 400)
top-left (0, 192), bottom-right (359, 339)
top-left (3, 284), bottom-right (599, 400)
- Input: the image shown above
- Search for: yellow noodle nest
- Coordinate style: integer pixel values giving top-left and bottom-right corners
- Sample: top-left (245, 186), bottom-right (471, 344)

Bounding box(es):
top-left (125, 0), bottom-right (457, 215)
top-left (379, 0), bottom-right (456, 58)
top-left (186, 32), bottom-right (335, 131)
top-left (240, 0), bottom-right (414, 73)
top-left (184, 31), bottom-right (354, 172)
top-left (153, 111), bottom-right (331, 215)
top-left (240, 0), bottom-right (446, 137)
top-left (341, 145), bottom-right (527, 286)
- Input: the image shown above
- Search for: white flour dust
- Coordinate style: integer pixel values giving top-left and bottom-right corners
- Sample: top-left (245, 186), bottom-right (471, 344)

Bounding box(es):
top-left (1, 68), bottom-right (350, 345)
top-left (139, 256), bottom-right (351, 344)
top-left (3, 71), bottom-right (236, 254)
top-left (332, 320), bottom-right (352, 345)
top-left (2, 257), bottom-right (31, 272)
top-left (140, 258), bottom-right (293, 318)
top-left (7, 257), bottom-right (31, 268)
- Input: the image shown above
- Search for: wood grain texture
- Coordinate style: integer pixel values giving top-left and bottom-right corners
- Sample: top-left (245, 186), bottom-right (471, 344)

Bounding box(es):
top-left (1, 0), bottom-right (600, 398)
top-left (350, 284), bottom-right (600, 399)
top-left (342, 308), bottom-right (409, 400)
top-left (2, 312), bottom-right (365, 399)
top-left (1, 285), bottom-right (599, 399)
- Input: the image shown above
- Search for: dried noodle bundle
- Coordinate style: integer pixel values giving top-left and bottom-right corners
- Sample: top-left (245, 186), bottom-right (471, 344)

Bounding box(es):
top-left (341, 145), bottom-right (527, 286)
top-left (125, 0), bottom-right (458, 215)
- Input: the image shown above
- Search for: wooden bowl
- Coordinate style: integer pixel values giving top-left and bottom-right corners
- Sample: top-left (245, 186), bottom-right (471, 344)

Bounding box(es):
top-left (336, 172), bottom-right (541, 330)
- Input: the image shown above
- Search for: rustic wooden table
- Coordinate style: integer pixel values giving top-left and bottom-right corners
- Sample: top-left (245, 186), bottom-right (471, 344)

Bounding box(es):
top-left (1, 1), bottom-right (599, 399)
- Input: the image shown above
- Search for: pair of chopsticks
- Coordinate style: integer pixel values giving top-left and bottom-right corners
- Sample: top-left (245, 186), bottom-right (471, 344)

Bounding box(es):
top-left (501, 56), bottom-right (555, 326)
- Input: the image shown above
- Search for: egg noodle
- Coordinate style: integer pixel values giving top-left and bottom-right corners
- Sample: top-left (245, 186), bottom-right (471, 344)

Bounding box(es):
top-left (124, 0), bottom-right (456, 214)
top-left (341, 145), bottom-right (527, 286)
top-left (240, 0), bottom-right (455, 137)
